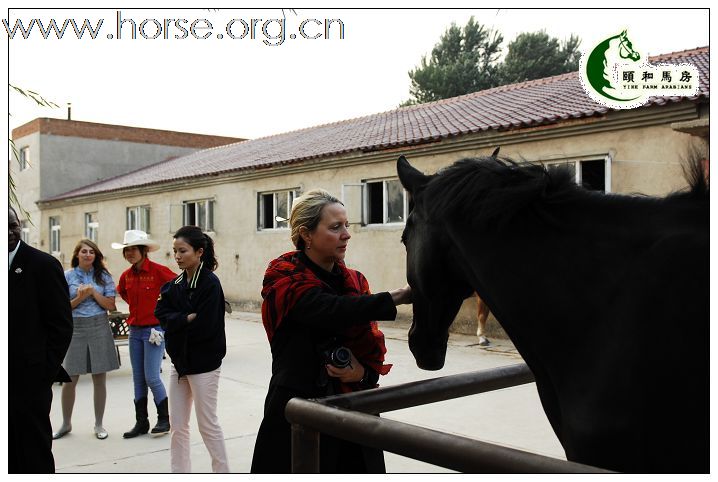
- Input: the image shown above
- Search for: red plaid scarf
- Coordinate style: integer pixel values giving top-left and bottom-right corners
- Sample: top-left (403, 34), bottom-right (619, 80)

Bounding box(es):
top-left (261, 251), bottom-right (392, 384)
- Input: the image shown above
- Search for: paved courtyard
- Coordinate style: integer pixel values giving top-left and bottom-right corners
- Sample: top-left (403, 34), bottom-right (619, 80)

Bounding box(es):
top-left (49, 308), bottom-right (564, 473)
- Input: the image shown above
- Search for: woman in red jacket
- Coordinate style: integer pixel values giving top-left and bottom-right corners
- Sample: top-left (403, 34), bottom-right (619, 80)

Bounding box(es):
top-left (251, 189), bottom-right (411, 473)
top-left (113, 230), bottom-right (176, 438)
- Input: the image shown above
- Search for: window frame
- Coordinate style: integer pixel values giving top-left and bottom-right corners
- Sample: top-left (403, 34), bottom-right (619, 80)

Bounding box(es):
top-left (542, 154), bottom-right (612, 193)
top-left (362, 177), bottom-right (408, 225)
top-left (49, 216), bottom-right (61, 254)
top-left (84, 212), bottom-right (99, 242)
top-left (126, 205), bottom-right (151, 233)
top-left (182, 199), bottom-right (215, 233)
top-left (257, 189), bottom-right (299, 231)
top-left (19, 146), bottom-right (30, 171)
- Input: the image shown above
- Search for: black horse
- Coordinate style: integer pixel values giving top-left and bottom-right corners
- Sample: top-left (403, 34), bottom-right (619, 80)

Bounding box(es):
top-left (397, 152), bottom-right (708, 473)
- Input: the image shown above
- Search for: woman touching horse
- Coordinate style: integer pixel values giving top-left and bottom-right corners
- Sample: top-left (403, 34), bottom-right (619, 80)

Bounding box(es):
top-left (251, 189), bottom-right (411, 473)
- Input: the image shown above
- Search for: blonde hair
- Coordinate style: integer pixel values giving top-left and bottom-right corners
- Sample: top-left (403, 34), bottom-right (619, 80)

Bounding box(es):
top-left (290, 189), bottom-right (342, 249)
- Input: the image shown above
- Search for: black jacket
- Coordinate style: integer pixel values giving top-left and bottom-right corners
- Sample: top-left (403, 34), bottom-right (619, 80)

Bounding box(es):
top-left (154, 262), bottom-right (226, 377)
top-left (8, 241), bottom-right (73, 473)
top-left (268, 252), bottom-right (396, 396)
top-left (9, 241), bottom-right (73, 383)
top-left (251, 252), bottom-right (396, 473)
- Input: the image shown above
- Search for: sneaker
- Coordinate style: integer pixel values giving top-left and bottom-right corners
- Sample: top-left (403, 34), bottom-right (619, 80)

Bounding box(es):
top-left (478, 336), bottom-right (491, 347)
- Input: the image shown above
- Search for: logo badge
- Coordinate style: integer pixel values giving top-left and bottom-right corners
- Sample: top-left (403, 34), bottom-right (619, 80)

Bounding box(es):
top-left (579, 30), bottom-right (699, 109)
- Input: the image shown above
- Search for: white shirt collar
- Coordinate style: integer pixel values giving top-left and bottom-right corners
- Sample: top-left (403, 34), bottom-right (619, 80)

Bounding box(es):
top-left (9, 239), bottom-right (22, 270)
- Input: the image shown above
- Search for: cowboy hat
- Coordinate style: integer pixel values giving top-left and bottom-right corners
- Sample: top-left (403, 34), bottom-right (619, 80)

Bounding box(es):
top-left (111, 230), bottom-right (160, 252)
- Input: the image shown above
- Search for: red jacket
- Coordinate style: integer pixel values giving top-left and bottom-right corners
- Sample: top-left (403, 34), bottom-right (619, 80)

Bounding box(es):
top-left (118, 258), bottom-right (176, 327)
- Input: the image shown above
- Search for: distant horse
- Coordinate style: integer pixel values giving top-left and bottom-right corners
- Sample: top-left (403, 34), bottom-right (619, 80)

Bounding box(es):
top-left (396, 152), bottom-right (708, 473)
top-left (585, 30), bottom-right (641, 102)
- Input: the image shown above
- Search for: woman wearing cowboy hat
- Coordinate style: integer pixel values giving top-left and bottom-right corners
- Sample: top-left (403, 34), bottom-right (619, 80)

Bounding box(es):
top-left (112, 230), bottom-right (177, 439)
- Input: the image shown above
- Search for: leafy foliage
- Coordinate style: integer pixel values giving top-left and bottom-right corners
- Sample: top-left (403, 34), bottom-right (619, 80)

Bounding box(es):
top-left (500, 31), bottom-right (581, 84)
top-left (406, 17), bottom-right (503, 105)
top-left (403, 20), bottom-right (581, 105)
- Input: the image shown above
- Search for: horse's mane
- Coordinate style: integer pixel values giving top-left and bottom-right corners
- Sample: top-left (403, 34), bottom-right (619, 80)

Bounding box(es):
top-left (421, 155), bottom-right (708, 229)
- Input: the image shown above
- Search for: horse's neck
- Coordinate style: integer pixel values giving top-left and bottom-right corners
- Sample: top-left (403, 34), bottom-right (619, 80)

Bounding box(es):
top-left (603, 37), bottom-right (623, 67)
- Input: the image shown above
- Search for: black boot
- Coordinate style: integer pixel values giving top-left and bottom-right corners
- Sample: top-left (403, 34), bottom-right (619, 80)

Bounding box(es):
top-left (123, 397), bottom-right (150, 439)
top-left (151, 397), bottom-right (170, 436)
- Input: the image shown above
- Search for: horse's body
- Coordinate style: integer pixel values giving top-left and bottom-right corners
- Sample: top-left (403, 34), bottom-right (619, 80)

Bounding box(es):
top-left (397, 154), bottom-right (708, 473)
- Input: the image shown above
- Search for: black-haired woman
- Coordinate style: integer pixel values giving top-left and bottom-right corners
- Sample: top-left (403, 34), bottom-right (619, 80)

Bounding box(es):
top-left (154, 226), bottom-right (229, 473)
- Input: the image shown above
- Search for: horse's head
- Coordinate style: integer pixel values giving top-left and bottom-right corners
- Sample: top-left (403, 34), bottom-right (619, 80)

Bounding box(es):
top-left (397, 155), bottom-right (475, 370)
top-left (618, 30), bottom-right (640, 61)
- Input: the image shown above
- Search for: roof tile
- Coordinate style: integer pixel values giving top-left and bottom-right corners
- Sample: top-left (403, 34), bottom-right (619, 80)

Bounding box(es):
top-left (46, 47), bottom-right (709, 202)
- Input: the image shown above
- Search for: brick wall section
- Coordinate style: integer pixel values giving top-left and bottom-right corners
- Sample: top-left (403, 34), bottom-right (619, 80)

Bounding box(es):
top-left (11, 118), bottom-right (244, 148)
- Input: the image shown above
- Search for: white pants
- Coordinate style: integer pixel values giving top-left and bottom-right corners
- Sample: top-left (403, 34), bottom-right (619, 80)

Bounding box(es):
top-left (169, 366), bottom-right (229, 473)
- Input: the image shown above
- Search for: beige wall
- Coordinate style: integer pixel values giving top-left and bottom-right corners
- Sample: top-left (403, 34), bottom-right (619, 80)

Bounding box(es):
top-left (38, 113), bottom-right (707, 334)
top-left (11, 128), bottom-right (211, 252)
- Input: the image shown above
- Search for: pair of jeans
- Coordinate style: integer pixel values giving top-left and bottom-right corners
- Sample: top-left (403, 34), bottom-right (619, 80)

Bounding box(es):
top-left (128, 325), bottom-right (167, 403)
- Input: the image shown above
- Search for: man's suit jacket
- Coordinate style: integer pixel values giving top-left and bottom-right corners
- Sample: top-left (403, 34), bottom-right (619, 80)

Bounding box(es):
top-left (9, 241), bottom-right (73, 384)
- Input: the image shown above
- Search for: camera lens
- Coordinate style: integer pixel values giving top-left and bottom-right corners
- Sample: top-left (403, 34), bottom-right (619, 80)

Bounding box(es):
top-left (331, 347), bottom-right (352, 368)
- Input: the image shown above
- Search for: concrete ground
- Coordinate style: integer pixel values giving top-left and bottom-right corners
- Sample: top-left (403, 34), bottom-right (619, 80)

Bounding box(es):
top-left (49, 306), bottom-right (564, 473)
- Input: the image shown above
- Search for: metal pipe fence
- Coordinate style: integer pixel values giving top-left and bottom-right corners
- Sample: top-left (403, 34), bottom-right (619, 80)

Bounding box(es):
top-left (285, 363), bottom-right (610, 473)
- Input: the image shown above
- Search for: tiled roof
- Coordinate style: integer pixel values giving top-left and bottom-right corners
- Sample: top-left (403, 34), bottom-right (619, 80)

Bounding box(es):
top-left (45, 47), bottom-right (709, 202)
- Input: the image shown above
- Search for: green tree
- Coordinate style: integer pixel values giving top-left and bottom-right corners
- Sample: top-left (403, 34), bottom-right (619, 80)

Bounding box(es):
top-left (499, 31), bottom-right (581, 84)
top-left (404, 17), bottom-right (503, 105)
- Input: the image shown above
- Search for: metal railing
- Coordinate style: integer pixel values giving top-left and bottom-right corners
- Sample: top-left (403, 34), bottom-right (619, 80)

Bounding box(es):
top-left (286, 363), bottom-right (610, 473)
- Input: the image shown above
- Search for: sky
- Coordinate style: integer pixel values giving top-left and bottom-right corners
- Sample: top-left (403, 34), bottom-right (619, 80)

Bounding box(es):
top-left (4, 7), bottom-right (710, 141)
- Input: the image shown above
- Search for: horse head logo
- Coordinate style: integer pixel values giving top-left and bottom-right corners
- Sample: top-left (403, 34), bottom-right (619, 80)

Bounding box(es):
top-left (584, 30), bottom-right (641, 102)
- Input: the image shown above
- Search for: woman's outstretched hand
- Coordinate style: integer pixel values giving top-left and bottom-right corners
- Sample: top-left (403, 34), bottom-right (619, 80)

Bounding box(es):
top-left (390, 285), bottom-right (412, 305)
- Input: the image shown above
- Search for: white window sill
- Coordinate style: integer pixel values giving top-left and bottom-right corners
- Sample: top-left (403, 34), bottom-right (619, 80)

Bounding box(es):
top-left (355, 223), bottom-right (405, 232)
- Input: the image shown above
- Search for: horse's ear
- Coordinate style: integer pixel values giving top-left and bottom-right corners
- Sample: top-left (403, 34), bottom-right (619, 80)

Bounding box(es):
top-left (397, 155), bottom-right (429, 193)
top-left (491, 147), bottom-right (500, 158)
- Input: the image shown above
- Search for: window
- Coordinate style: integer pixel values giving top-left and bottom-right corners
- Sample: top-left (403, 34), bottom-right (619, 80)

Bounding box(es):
top-left (85, 212), bottom-right (99, 242)
top-left (183, 199), bottom-right (215, 232)
top-left (19, 147), bottom-right (29, 171)
top-left (545, 157), bottom-right (611, 193)
top-left (363, 178), bottom-right (407, 225)
top-left (126, 205), bottom-right (151, 232)
top-left (49, 216), bottom-right (61, 254)
top-left (20, 220), bottom-right (30, 244)
top-left (258, 190), bottom-right (298, 230)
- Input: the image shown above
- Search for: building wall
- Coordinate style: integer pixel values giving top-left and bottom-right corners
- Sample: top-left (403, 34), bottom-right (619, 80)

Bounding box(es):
top-left (37, 116), bottom-right (706, 334)
top-left (11, 132), bottom-right (42, 248)
top-left (12, 133), bottom-right (222, 250)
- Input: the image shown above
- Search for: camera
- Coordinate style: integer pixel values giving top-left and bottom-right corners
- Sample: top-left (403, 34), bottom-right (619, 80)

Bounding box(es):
top-left (322, 345), bottom-right (352, 368)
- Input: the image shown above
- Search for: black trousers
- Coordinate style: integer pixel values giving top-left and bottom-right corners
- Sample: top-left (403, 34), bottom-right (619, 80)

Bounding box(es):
top-left (8, 377), bottom-right (56, 473)
top-left (251, 384), bottom-right (385, 473)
